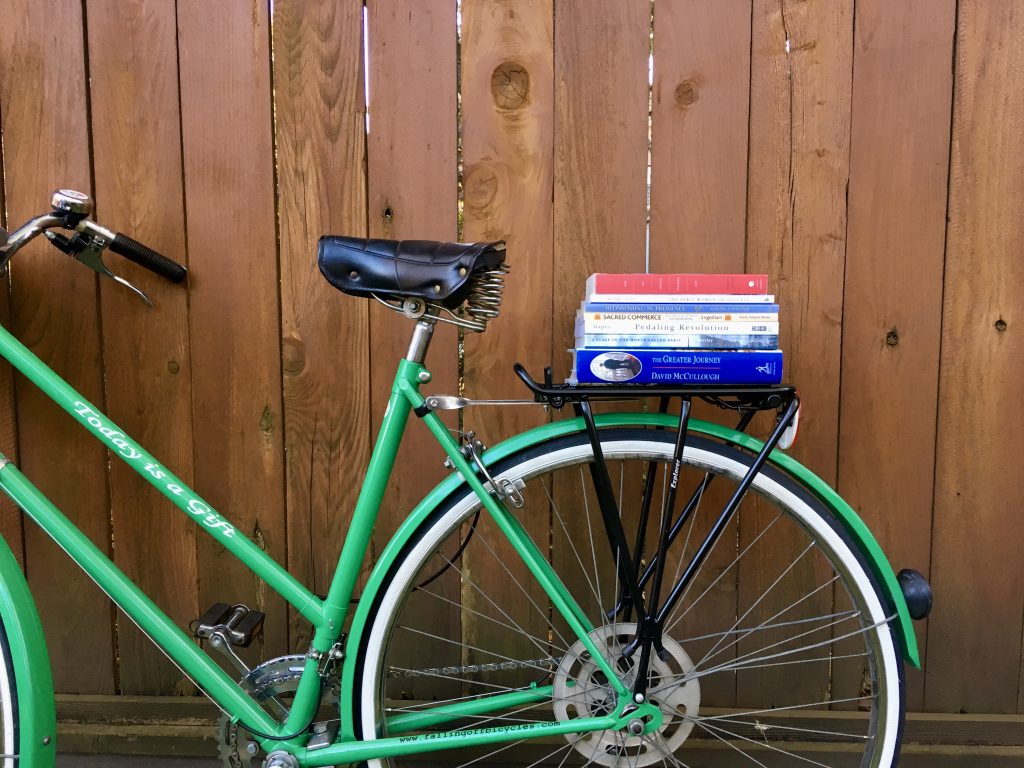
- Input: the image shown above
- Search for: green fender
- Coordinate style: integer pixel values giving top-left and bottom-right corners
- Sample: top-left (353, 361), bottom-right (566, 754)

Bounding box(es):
top-left (0, 534), bottom-right (56, 766)
top-left (339, 412), bottom-right (919, 739)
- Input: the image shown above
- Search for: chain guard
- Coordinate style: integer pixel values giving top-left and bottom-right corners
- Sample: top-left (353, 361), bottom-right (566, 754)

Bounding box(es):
top-left (217, 654), bottom-right (340, 768)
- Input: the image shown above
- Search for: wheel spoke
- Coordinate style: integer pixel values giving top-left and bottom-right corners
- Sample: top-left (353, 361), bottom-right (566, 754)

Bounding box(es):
top-left (690, 576), bottom-right (844, 669)
top-left (360, 434), bottom-right (901, 768)
top-left (664, 511), bottom-right (783, 634)
top-left (453, 528), bottom-right (571, 652)
top-left (693, 541), bottom-right (814, 667)
top-left (414, 583), bottom-right (566, 656)
top-left (691, 715), bottom-right (839, 768)
top-left (543, 472), bottom-right (604, 614)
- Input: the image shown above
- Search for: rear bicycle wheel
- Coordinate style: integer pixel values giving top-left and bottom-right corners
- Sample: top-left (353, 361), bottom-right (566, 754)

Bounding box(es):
top-left (355, 429), bottom-right (904, 767)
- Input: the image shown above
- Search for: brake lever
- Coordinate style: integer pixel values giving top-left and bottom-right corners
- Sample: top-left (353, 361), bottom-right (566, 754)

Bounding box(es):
top-left (45, 231), bottom-right (153, 307)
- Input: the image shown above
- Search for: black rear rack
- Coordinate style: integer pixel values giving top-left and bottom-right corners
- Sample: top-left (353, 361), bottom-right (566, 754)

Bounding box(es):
top-left (511, 362), bottom-right (801, 698)
top-left (512, 362), bottom-right (796, 414)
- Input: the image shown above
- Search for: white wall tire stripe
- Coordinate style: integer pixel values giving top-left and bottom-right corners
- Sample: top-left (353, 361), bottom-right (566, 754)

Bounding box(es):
top-left (359, 438), bottom-right (901, 768)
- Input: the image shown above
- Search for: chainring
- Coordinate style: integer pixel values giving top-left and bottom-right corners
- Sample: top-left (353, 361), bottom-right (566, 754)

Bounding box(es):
top-left (217, 654), bottom-right (340, 768)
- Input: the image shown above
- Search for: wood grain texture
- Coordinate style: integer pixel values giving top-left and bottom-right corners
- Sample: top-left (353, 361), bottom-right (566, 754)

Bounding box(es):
top-left (0, 0), bottom-right (116, 694)
top-left (838, 0), bottom-right (956, 710)
top-left (746, 0), bottom-right (852, 483)
top-left (85, 0), bottom-right (198, 696)
top-left (649, 0), bottom-right (752, 273)
top-left (271, 0), bottom-right (369, 652)
top-left (176, 0), bottom-right (288, 662)
top-left (553, 0), bottom-right (650, 375)
top-left (459, 0), bottom-right (554, 679)
top-left (743, 0), bottom-right (854, 709)
top-left (461, 0), bottom-right (553, 438)
top-left (927, 0), bottom-right (1024, 716)
top-left (365, 0), bottom-right (458, 552)
top-left (549, 0), bottom-right (650, 706)
top-left (0, 183), bottom-right (22, 568)
top-left (647, 0), bottom-right (752, 708)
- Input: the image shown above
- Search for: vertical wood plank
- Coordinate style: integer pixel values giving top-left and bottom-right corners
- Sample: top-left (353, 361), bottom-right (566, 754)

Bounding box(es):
top-left (365, 0), bottom-right (458, 547)
top-left (553, 0), bottom-right (649, 369)
top-left (649, 0), bottom-right (752, 273)
top-left (86, 0), bottom-right (198, 696)
top-left (177, 0), bottom-right (288, 660)
top-left (462, 0), bottom-right (553, 438)
top-left (742, 0), bottom-right (853, 709)
top-left (746, 0), bottom-right (852, 484)
top-left (461, 0), bottom-right (555, 686)
top-left (271, 0), bottom-right (369, 651)
top-left (0, 161), bottom-right (23, 568)
top-left (0, 0), bottom-right (116, 694)
top-left (549, 0), bottom-right (649, 705)
top-left (839, 0), bottom-right (956, 711)
top-left (648, 0), bottom-right (752, 708)
top-left (927, 0), bottom-right (1024, 715)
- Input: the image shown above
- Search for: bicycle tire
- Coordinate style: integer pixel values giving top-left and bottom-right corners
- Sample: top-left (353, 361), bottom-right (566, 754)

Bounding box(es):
top-left (354, 428), bottom-right (905, 767)
top-left (0, 615), bottom-right (19, 767)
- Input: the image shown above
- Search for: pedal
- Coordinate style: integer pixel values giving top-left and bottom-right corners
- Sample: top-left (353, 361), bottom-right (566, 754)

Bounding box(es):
top-left (194, 602), bottom-right (265, 647)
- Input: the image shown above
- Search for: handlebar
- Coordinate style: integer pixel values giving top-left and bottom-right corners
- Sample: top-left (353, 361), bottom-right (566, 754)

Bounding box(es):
top-left (108, 232), bottom-right (187, 283)
top-left (0, 190), bottom-right (187, 285)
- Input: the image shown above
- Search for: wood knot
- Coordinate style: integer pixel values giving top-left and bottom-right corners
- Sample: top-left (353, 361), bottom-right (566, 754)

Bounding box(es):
top-left (675, 79), bottom-right (699, 109)
top-left (491, 61), bottom-right (530, 109)
top-left (282, 335), bottom-right (305, 376)
top-left (885, 328), bottom-right (899, 347)
top-left (464, 163), bottom-right (500, 216)
top-left (167, 360), bottom-right (180, 374)
top-left (259, 406), bottom-right (274, 435)
top-left (994, 318), bottom-right (1007, 333)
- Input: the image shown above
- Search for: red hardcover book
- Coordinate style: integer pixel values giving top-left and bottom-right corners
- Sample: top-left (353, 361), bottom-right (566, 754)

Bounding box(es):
top-left (586, 272), bottom-right (769, 295)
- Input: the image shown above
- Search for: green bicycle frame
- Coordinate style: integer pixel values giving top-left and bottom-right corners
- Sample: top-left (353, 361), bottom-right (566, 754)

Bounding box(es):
top-left (0, 316), bottom-right (920, 765)
top-left (0, 322), bottom-right (644, 763)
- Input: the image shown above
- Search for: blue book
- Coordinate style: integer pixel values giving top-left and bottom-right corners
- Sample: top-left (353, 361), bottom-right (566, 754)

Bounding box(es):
top-left (583, 302), bottom-right (779, 314)
top-left (570, 348), bottom-right (784, 385)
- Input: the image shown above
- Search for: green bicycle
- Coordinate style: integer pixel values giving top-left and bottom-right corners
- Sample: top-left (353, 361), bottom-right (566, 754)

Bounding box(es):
top-left (0, 190), bottom-right (930, 767)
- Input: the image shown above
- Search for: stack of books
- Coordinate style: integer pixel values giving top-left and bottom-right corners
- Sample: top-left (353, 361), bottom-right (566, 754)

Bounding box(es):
top-left (568, 272), bottom-right (783, 385)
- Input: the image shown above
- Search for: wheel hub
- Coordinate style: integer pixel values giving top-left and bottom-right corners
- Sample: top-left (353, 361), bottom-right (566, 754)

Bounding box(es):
top-left (552, 623), bottom-right (700, 767)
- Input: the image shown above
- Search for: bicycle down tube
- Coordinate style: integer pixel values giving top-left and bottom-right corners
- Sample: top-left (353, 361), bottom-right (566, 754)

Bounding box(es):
top-left (0, 319), bottom-right (635, 760)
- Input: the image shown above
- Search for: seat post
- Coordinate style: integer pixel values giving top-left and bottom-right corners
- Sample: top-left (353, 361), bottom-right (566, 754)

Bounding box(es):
top-left (405, 319), bottom-right (435, 364)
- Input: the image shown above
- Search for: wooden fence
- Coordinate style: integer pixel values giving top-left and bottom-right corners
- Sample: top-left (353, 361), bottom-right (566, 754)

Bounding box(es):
top-left (0, 0), bottom-right (1020, 724)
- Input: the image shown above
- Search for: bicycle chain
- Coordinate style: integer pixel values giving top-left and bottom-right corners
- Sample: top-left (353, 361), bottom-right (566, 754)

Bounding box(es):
top-left (388, 655), bottom-right (561, 678)
top-left (217, 654), bottom-right (560, 766)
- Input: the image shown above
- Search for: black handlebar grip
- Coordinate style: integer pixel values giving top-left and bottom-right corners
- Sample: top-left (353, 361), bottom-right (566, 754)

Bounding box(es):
top-left (109, 233), bottom-right (187, 283)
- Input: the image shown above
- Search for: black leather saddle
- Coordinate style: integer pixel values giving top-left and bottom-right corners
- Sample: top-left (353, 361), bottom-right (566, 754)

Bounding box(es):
top-left (318, 235), bottom-right (506, 309)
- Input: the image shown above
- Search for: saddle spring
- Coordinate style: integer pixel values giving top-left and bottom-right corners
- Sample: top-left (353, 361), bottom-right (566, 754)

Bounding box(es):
top-left (461, 262), bottom-right (510, 332)
top-left (376, 262), bottom-right (511, 332)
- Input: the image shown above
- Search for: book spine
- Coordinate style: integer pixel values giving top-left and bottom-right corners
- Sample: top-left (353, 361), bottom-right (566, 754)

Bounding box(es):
top-left (584, 302), bottom-right (780, 314)
top-left (571, 348), bottom-right (784, 385)
top-left (587, 293), bottom-right (775, 304)
top-left (587, 273), bottom-right (769, 295)
top-left (577, 317), bottom-right (779, 335)
top-left (577, 333), bottom-right (780, 350)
